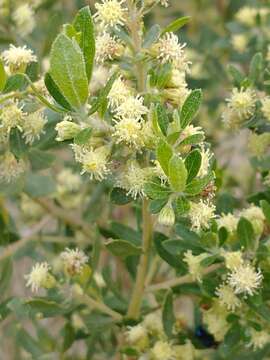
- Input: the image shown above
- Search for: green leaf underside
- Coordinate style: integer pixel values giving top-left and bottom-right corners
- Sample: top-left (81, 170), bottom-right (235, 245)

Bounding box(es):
top-left (185, 149), bottom-right (202, 183)
top-left (156, 139), bottom-right (173, 175)
top-left (49, 34), bottom-right (88, 108)
top-left (169, 155), bottom-right (187, 192)
top-left (162, 16), bottom-right (191, 35)
top-left (105, 240), bottom-right (142, 258)
top-left (180, 89), bottom-right (202, 129)
top-left (44, 73), bottom-right (73, 111)
top-left (237, 217), bottom-right (254, 250)
top-left (73, 6), bottom-right (95, 81)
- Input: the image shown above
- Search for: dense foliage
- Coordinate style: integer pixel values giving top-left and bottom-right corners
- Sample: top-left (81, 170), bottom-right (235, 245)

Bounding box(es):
top-left (1, 0), bottom-right (270, 359)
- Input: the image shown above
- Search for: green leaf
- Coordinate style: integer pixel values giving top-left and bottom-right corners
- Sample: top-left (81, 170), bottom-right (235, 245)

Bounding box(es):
top-left (180, 89), bottom-right (202, 129)
top-left (237, 217), bottom-right (254, 250)
top-left (0, 258), bottom-right (13, 294)
top-left (29, 149), bottom-right (55, 171)
top-left (249, 52), bottom-right (263, 84)
top-left (49, 33), bottom-right (88, 108)
top-left (89, 72), bottom-right (118, 117)
top-left (143, 24), bottom-right (161, 48)
top-left (16, 328), bottom-right (44, 358)
top-left (0, 59), bottom-right (7, 91)
top-left (162, 16), bottom-right (191, 35)
top-left (260, 200), bottom-right (270, 225)
top-left (156, 63), bottom-right (172, 89)
top-left (162, 290), bottom-right (175, 337)
top-left (185, 171), bottom-right (214, 196)
top-left (24, 173), bottom-right (56, 198)
top-left (173, 196), bottom-right (190, 216)
top-left (26, 298), bottom-right (67, 317)
top-left (73, 6), bottom-right (95, 81)
top-left (110, 222), bottom-right (141, 245)
top-left (149, 198), bottom-right (168, 214)
top-left (110, 187), bottom-right (133, 205)
top-left (105, 240), bottom-right (142, 258)
top-left (168, 155), bottom-right (187, 192)
top-left (144, 180), bottom-right (171, 200)
top-left (155, 103), bottom-right (169, 136)
top-left (156, 139), bottom-right (173, 175)
top-left (3, 74), bottom-right (27, 93)
top-left (62, 323), bottom-right (75, 352)
top-left (179, 133), bottom-right (205, 146)
top-left (228, 64), bottom-right (245, 86)
top-left (74, 127), bottom-right (92, 145)
top-left (154, 233), bottom-right (184, 268)
top-left (185, 149), bottom-right (202, 183)
top-left (9, 128), bottom-right (29, 157)
top-left (44, 73), bottom-right (73, 111)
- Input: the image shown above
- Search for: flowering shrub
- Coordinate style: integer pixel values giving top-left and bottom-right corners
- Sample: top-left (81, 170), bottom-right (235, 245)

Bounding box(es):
top-left (1, 0), bottom-right (270, 359)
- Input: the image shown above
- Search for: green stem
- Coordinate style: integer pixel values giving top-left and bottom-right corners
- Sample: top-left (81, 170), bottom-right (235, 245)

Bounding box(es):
top-left (146, 264), bottom-right (221, 292)
top-left (127, 199), bottom-right (153, 318)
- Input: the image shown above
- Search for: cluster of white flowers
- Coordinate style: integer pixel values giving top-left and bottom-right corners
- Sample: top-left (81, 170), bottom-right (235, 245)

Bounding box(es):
top-left (0, 152), bottom-right (26, 183)
top-left (72, 144), bottom-right (110, 181)
top-left (188, 200), bottom-right (216, 231)
top-left (2, 44), bottom-right (37, 73)
top-left (227, 263), bottom-right (263, 297)
top-left (235, 6), bottom-right (269, 27)
top-left (117, 161), bottom-right (150, 199)
top-left (94, 0), bottom-right (127, 29)
top-left (25, 247), bottom-right (88, 292)
top-left (202, 301), bottom-right (229, 341)
top-left (217, 204), bottom-right (265, 236)
top-left (60, 248), bottom-right (89, 276)
top-left (95, 32), bottom-right (123, 63)
top-left (22, 111), bottom-right (47, 144)
top-left (25, 262), bottom-right (54, 293)
top-left (249, 329), bottom-right (270, 350)
top-left (231, 34), bottom-right (248, 54)
top-left (223, 87), bottom-right (256, 129)
top-left (12, 3), bottom-right (35, 36)
top-left (183, 250), bottom-right (208, 282)
top-left (155, 32), bottom-right (190, 73)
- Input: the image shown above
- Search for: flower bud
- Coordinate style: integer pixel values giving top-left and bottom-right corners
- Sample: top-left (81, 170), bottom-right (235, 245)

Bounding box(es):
top-left (158, 203), bottom-right (175, 226)
top-left (163, 87), bottom-right (190, 107)
top-left (55, 120), bottom-right (81, 141)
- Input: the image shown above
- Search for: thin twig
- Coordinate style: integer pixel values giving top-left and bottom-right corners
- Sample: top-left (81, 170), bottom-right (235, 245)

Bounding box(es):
top-left (146, 264), bottom-right (221, 292)
top-left (78, 293), bottom-right (122, 322)
top-left (33, 198), bottom-right (92, 238)
top-left (0, 216), bottom-right (51, 262)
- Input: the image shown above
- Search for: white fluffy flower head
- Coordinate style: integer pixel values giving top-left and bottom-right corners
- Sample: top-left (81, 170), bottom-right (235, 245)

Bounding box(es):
top-left (12, 4), bottom-right (35, 36)
top-left (113, 118), bottom-right (144, 149)
top-left (189, 200), bottom-right (216, 231)
top-left (60, 248), bottom-right (89, 276)
top-left (25, 262), bottom-right (51, 293)
top-left (150, 340), bottom-right (175, 360)
top-left (2, 45), bottom-right (37, 70)
top-left (115, 95), bottom-right (148, 121)
top-left (215, 283), bottom-right (241, 311)
top-left (226, 87), bottom-right (256, 119)
top-left (222, 250), bottom-right (243, 271)
top-left (108, 76), bottom-right (131, 108)
top-left (126, 324), bottom-right (147, 345)
top-left (227, 263), bottom-right (263, 296)
top-left (249, 329), bottom-right (270, 350)
top-left (0, 100), bottom-right (25, 132)
top-left (95, 32), bottom-right (123, 63)
top-left (117, 161), bottom-right (149, 199)
top-left (79, 146), bottom-right (110, 181)
top-left (94, 0), bottom-right (127, 28)
top-left (0, 152), bottom-right (25, 183)
top-left (217, 213), bottom-right (238, 232)
top-left (156, 32), bottom-right (190, 71)
top-left (183, 250), bottom-right (208, 282)
top-left (22, 111), bottom-right (47, 144)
